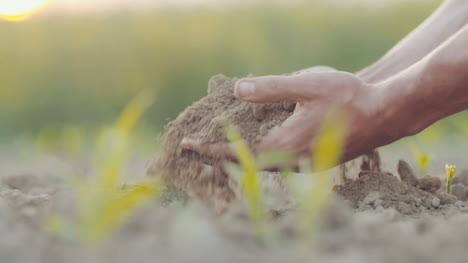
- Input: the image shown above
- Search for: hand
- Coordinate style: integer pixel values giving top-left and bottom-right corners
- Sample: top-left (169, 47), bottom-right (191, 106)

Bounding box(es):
top-left (181, 69), bottom-right (396, 169)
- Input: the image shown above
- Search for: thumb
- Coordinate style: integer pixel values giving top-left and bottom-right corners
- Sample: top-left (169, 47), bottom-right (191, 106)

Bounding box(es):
top-left (234, 75), bottom-right (311, 103)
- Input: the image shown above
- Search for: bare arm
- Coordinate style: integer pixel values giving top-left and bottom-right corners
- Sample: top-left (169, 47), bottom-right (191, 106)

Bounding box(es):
top-left (374, 23), bottom-right (468, 143)
top-left (358, 0), bottom-right (468, 83)
top-left (182, 24), bottom-right (468, 168)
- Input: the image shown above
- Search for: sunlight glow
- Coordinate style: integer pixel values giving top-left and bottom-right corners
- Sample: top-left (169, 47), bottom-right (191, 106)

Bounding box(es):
top-left (0, 0), bottom-right (47, 20)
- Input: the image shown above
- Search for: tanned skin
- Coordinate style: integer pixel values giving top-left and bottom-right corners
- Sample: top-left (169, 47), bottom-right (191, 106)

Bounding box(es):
top-left (181, 0), bottom-right (468, 169)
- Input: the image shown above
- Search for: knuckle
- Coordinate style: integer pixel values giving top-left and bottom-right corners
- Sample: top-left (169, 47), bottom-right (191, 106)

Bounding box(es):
top-left (267, 77), bottom-right (281, 91)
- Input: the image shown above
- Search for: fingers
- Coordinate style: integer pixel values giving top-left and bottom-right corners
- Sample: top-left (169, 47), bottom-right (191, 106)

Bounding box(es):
top-left (294, 66), bottom-right (336, 74)
top-left (180, 137), bottom-right (302, 171)
top-left (255, 111), bottom-right (316, 153)
top-left (235, 71), bottom-right (361, 104)
top-left (180, 138), bottom-right (238, 162)
top-left (234, 74), bottom-right (314, 103)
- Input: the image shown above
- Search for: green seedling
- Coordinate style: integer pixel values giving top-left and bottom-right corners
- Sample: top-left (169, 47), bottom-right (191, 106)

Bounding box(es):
top-left (445, 164), bottom-right (457, 194)
top-left (296, 111), bottom-right (346, 239)
top-left (45, 90), bottom-right (160, 245)
top-left (221, 118), bottom-right (268, 235)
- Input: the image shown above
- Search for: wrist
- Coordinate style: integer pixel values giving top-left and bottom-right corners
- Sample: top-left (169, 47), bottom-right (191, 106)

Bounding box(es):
top-left (371, 70), bottom-right (429, 142)
top-left (372, 61), bottom-right (457, 144)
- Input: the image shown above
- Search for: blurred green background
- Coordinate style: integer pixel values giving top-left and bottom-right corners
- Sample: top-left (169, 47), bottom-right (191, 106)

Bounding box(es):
top-left (0, 0), bottom-right (448, 143)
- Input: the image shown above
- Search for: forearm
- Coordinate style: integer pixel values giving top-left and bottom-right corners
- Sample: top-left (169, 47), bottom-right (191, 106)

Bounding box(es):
top-left (376, 24), bottom-right (468, 141)
top-left (359, 0), bottom-right (468, 83)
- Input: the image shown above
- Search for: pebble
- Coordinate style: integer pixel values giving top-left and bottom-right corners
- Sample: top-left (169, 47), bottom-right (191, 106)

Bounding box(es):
top-left (418, 176), bottom-right (442, 193)
top-left (436, 192), bottom-right (457, 205)
top-left (397, 160), bottom-right (418, 187)
top-left (432, 197), bottom-right (441, 208)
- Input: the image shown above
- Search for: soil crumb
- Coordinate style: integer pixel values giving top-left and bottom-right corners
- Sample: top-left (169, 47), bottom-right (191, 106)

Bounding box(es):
top-left (334, 159), bottom-right (465, 215)
top-left (148, 74), bottom-right (294, 212)
top-left (334, 171), bottom-right (436, 215)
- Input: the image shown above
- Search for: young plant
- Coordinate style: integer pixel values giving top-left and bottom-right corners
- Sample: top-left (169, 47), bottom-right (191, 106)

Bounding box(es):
top-left (445, 164), bottom-right (457, 194)
top-left (45, 90), bottom-right (160, 245)
top-left (296, 111), bottom-right (346, 239)
top-left (221, 118), bottom-right (267, 232)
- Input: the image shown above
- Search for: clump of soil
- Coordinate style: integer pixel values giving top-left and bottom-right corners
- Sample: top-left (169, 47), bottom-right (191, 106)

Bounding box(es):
top-left (335, 171), bottom-right (436, 215)
top-left (335, 159), bottom-right (463, 215)
top-left (449, 170), bottom-right (468, 201)
top-left (148, 74), bottom-right (294, 212)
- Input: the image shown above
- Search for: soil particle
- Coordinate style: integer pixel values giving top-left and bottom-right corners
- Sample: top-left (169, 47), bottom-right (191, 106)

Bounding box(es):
top-left (431, 197), bottom-right (440, 208)
top-left (360, 150), bottom-right (382, 172)
top-left (252, 104), bottom-right (268, 121)
top-left (397, 160), bottom-right (418, 187)
top-left (282, 101), bottom-right (296, 112)
top-left (435, 191), bottom-right (457, 205)
top-left (423, 198), bottom-right (433, 209)
top-left (148, 74), bottom-right (293, 211)
top-left (450, 184), bottom-right (467, 201)
top-left (418, 176), bottom-right (442, 193)
top-left (363, 191), bottom-right (381, 205)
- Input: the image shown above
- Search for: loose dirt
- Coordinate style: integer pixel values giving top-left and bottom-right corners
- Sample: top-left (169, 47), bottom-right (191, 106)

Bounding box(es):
top-left (148, 74), bottom-right (294, 212)
top-left (335, 159), bottom-right (468, 215)
top-left (3, 155), bottom-right (468, 263)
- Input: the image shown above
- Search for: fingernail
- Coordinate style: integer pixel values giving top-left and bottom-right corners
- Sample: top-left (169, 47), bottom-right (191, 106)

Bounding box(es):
top-left (235, 81), bottom-right (255, 99)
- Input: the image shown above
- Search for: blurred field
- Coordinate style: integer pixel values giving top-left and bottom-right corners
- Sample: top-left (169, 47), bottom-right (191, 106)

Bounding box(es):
top-left (4, 2), bottom-right (468, 262)
top-left (0, 0), bottom-right (448, 142)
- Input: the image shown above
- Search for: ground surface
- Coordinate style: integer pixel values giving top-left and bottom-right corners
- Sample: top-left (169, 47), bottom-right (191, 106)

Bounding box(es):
top-left (1, 141), bottom-right (468, 263)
